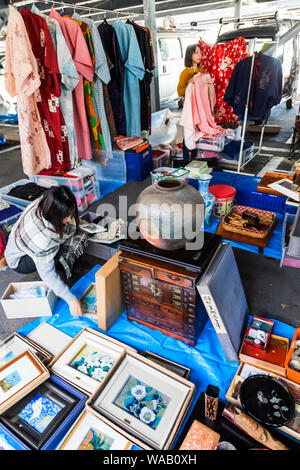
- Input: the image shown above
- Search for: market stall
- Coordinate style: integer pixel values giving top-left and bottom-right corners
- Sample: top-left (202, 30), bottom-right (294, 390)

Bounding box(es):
top-left (1, 0), bottom-right (300, 455)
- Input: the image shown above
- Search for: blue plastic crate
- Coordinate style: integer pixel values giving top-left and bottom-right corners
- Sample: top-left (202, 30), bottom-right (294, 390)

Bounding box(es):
top-left (235, 189), bottom-right (287, 214)
top-left (126, 147), bottom-right (153, 182)
top-left (125, 146), bottom-right (152, 169)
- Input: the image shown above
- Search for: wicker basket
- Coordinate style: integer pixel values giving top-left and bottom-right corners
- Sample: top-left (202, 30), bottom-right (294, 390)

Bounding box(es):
top-left (222, 205), bottom-right (276, 239)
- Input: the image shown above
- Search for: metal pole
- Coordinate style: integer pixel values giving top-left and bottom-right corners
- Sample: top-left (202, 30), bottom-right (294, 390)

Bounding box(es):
top-left (237, 37), bottom-right (257, 173)
top-left (143, 0), bottom-right (160, 112)
top-left (234, 0), bottom-right (241, 30)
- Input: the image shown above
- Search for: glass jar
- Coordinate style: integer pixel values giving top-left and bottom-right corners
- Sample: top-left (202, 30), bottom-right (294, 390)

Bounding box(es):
top-left (198, 174), bottom-right (215, 227)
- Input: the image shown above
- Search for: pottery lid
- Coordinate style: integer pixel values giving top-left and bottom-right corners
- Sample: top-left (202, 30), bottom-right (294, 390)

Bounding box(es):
top-left (209, 184), bottom-right (236, 199)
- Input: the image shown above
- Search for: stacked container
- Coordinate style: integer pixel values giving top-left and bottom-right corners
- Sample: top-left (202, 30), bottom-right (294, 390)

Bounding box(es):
top-left (125, 146), bottom-right (153, 182)
top-left (30, 166), bottom-right (100, 212)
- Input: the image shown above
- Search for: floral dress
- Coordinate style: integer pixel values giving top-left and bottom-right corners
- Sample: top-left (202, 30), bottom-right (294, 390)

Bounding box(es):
top-left (199, 37), bottom-right (249, 124)
top-left (4, 5), bottom-right (51, 176)
top-left (21, 9), bottom-right (71, 171)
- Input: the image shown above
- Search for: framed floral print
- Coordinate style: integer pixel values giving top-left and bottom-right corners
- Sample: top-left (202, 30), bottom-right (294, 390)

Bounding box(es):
top-left (0, 350), bottom-right (49, 414)
top-left (0, 333), bottom-right (52, 367)
top-left (91, 354), bottom-right (192, 449)
top-left (58, 410), bottom-right (132, 450)
top-left (50, 329), bottom-right (125, 395)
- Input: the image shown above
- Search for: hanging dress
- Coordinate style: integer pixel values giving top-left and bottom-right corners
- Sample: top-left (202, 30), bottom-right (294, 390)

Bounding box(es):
top-left (113, 18), bottom-right (145, 137)
top-left (198, 37), bottom-right (249, 124)
top-left (21, 9), bottom-right (71, 171)
top-left (98, 21), bottom-right (126, 136)
top-left (32, 4), bottom-right (79, 169)
top-left (72, 14), bottom-right (114, 162)
top-left (5, 5), bottom-right (51, 176)
top-left (50, 8), bottom-right (93, 161)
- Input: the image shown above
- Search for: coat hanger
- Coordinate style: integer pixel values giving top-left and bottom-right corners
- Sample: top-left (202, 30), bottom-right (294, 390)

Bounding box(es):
top-left (103, 13), bottom-right (107, 24)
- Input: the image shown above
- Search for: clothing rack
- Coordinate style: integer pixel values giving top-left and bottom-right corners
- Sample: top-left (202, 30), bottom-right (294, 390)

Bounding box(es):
top-left (11, 0), bottom-right (147, 20)
top-left (236, 37), bottom-right (279, 174)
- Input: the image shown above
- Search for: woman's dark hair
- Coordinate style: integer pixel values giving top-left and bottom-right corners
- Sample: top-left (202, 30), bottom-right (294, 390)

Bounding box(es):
top-left (184, 44), bottom-right (201, 67)
top-left (37, 186), bottom-right (80, 238)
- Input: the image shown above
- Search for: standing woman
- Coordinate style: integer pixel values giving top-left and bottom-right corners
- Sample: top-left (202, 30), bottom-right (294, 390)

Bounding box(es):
top-left (5, 186), bottom-right (84, 316)
top-left (177, 44), bottom-right (205, 159)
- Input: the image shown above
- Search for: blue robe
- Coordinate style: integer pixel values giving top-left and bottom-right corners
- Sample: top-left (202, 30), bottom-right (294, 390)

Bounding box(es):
top-left (113, 19), bottom-right (145, 137)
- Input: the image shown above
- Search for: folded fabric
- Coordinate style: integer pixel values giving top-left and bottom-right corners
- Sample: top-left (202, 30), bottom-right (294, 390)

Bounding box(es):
top-left (114, 135), bottom-right (144, 151)
top-left (7, 182), bottom-right (49, 201)
top-left (10, 285), bottom-right (49, 299)
top-left (0, 204), bottom-right (22, 222)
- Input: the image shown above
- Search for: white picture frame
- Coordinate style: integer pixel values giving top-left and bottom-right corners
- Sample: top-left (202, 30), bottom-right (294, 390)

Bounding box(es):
top-left (58, 410), bottom-right (132, 450)
top-left (51, 330), bottom-right (125, 395)
top-left (0, 350), bottom-right (49, 414)
top-left (91, 355), bottom-right (191, 450)
top-left (268, 178), bottom-right (300, 201)
top-left (0, 333), bottom-right (52, 367)
top-left (27, 323), bottom-right (72, 356)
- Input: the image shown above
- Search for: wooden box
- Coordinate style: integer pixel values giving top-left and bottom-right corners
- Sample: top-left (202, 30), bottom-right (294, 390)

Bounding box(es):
top-left (119, 250), bottom-right (205, 346)
top-left (226, 362), bottom-right (300, 442)
top-left (239, 333), bottom-right (289, 377)
top-left (95, 252), bottom-right (125, 331)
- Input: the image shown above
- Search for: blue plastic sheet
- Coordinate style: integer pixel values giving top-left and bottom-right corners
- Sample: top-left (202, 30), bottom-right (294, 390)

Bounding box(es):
top-left (17, 265), bottom-right (296, 447)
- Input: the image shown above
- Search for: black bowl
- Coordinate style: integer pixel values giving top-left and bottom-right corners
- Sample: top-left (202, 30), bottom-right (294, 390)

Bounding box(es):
top-left (240, 374), bottom-right (295, 427)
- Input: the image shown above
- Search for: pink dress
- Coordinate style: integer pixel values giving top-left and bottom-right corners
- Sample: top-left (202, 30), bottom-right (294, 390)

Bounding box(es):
top-left (5, 5), bottom-right (51, 176)
top-left (191, 74), bottom-right (225, 136)
top-left (50, 9), bottom-right (94, 160)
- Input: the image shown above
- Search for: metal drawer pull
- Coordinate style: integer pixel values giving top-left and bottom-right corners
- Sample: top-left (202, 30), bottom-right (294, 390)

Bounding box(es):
top-left (167, 274), bottom-right (182, 281)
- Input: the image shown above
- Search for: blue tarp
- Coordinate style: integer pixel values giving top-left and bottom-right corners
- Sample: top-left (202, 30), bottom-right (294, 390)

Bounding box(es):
top-left (17, 265), bottom-right (296, 447)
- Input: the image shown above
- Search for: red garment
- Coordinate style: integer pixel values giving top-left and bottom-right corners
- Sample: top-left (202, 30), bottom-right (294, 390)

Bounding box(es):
top-left (21, 9), bottom-right (71, 171)
top-left (198, 37), bottom-right (249, 123)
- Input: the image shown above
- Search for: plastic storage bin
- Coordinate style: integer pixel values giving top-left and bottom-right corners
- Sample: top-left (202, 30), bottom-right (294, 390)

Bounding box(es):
top-left (30, 166), bottom-right (97, 195)
top-left (236, 190), bottom-right (287, 214)
top-left (152, 149), bottom-right (170, 169)
top-left (196, 135), bottom-right (225, 152)
top-left (150, 167), bottom-right (190, 184)
top-left (209, 184), bottom-right (236, 218)
top-left (0, 179), bottom-right (31, 208)
top-left (285, 328), bottom-right (300, 384)
top-left (125, 146), bottom-right (153, 182)
top-left (82, 151), bottom-right (127, 183)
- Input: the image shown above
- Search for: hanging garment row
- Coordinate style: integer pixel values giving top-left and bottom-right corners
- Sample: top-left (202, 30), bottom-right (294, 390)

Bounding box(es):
top-left (4, 5), bottom-right (155, 177)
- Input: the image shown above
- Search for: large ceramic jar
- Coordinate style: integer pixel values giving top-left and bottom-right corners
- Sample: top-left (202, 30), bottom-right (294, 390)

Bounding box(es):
top-left (136, 179), bottom-right (205, 250)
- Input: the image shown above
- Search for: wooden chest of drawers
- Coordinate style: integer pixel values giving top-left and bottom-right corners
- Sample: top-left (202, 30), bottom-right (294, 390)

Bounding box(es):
top-left (119, 250), bottom-right (208, 346)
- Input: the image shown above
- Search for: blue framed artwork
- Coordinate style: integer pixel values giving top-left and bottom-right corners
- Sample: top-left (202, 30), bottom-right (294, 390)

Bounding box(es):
top-left (0, 373), bottom-right (88, 450)
top-left (0, 422), bottom-right (30, 450)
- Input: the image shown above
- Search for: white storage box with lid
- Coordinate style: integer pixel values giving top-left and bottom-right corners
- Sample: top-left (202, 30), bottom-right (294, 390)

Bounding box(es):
top-left (1, 281), bottom-right (58, 319)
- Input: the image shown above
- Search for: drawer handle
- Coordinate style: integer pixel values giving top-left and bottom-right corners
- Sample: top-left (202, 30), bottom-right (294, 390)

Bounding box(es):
top-left (167, 274), bottom-right (182, 281)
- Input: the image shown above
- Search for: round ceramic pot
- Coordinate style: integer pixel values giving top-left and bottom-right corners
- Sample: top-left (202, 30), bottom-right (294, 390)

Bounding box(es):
top-left (136, 179), bottom-right (205, 251)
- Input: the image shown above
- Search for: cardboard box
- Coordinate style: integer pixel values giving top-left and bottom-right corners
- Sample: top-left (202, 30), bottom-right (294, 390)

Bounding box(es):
top-left (1, 282), bottom-right (57, 319)
top-left (95, 252), bottom-right (125, 331)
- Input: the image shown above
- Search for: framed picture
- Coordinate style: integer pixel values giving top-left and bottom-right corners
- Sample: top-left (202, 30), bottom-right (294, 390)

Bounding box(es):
top-left (142, 351), bottom-right (190, 379)
top-left (50, 329), bottom-right (125, 395)
top-left (91, 354), bottom-right (191, 449)
top-left (0, 333), bottom-right (52, 367)
top-left (27, 322), bottom-right (72, 357)
top-left (80, 283), bottom-right (97, 317)
top-left (0, 422), bottom-right (30, 450)
top-left (58, 410), bottom-right (132, 450)
top-left (0, 374), bottom-right (85, 450)
top-left (0, 350), bottom-right (49, 414)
